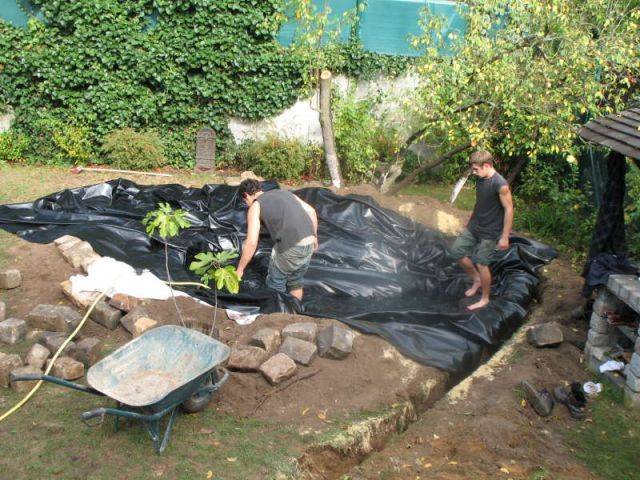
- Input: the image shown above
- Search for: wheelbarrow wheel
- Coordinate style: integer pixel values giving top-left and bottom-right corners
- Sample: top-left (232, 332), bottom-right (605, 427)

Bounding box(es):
top-left (181, 370), bottom-right (218, 414)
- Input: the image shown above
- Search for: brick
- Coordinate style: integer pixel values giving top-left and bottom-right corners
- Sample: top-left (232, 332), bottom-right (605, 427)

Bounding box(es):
top-left (227, 345), bottom-right (268, 371)
top-left (68, 337), bottom-right (102, 367)
top-left (589, 312), bottom-right (610, 334)
top-left (0, 269), bottom-right (21, 289)
top-left (526, 322), bottom-right (563, 347)
top-left (50, 356), bottom-right (84, 380)
top-left (121, 315), bottom-right (158, 337)
top-left (259, 353), bottom-right (297, 385)
top-left (317, 324), bottom-right (354, 359)
top-left (108, 294), bottom-right (139, 313)
top-left (0, 353), bottom-right (22, 387)
top-left (27, 304), bottom-right (82, 333)
top-left (90, 300), bottom-right (122, 330)
top-left (10, 365), bottom-right (40, 393)
top-left (25, 343), bottom-right (50, 370)
top-left (60, 280), bottom-right (101, 309)
top-left (279, 337), bottom-right (317, 366)
top-left (250, 328), bottom-right (281, 353)
top-left (0, 318), bottom-right (27, 344)
top-left (282, 322), bottom-right (318, 343)
top-left (0, 301), bottom-right (5, 322)
top-left (587, 330), bottom-right (615, 348)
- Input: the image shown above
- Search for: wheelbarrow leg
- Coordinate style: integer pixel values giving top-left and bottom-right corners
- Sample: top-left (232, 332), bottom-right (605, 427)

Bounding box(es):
top-left (145, 407), bottom-right (178, 455)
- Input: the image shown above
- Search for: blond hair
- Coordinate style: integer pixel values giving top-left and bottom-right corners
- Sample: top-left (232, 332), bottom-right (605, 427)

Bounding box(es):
top-left (469, 150), bottom-right (494, 166)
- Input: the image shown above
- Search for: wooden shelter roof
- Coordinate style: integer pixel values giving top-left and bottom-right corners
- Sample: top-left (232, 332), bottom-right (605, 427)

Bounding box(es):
top-left (579, 108), bottom-right (640, 160)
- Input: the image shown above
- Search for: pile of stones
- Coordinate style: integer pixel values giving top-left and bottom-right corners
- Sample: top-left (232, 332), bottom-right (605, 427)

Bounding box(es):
top-left (227, 322), bottom-right (355, 385)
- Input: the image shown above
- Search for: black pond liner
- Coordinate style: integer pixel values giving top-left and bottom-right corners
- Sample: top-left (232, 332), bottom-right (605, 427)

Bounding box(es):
top-left (0, 179), bottom-right (556, 379)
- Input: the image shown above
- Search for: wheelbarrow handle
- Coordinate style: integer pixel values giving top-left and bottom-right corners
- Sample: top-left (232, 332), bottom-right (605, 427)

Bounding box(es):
top-left (10, 373), bottom-right (104, 396)
top-left (81, 408), bottom-right (107, 427)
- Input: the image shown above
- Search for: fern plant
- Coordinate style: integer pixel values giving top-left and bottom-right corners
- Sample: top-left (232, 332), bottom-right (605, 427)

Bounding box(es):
top-left (189, 250), bottom-right (240, 336)
top-left (143, 202), bottom-right (191, 327)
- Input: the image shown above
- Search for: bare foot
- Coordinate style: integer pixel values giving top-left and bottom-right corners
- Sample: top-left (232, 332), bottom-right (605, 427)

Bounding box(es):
top-left (467, 297), bottom-right (490, 311)
top-left (465, 279), bottom-right (481, 297)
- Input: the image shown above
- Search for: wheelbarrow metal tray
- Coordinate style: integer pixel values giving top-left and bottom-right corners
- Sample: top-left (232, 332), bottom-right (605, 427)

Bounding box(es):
top-left (87, 325), bottom-right (229, 408)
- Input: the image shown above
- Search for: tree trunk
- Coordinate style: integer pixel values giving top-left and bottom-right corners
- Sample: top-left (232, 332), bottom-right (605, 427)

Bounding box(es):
top-left (319, 69), bottom-right (343, 188)
top-left (387, 142), bottom-right (473, 196)
top-left (506, 157), bottom-right (527, 184)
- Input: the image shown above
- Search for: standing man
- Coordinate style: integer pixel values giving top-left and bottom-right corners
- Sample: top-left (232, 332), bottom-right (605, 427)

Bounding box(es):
top-left (449, 150), bottom-right (514, 311)
top-left (236, 179), bottom-right (318, 300)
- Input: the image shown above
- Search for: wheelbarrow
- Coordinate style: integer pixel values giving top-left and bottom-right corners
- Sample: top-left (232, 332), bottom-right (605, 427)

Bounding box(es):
top-left (11, 325), bottom-right (230, 454)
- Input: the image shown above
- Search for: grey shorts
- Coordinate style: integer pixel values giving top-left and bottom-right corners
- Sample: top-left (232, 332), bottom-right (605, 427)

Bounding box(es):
top-left (266, 244), bottom-right (314, 292)
top-left (448, 228), bottom-right (497, 266)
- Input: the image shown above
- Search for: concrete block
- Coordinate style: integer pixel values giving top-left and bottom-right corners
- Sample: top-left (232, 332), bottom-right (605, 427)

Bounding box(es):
top-left (25, 343), bottom-right (50, 370)
top-left (0, 318), bottom-right (27, 344)
top-left (27, 304), bottom-right (82, 333)
top-left (68, 337), bottom-right (102, 367)
top-left (0, 353), bottom-right (22, 387)
top-left (90, 300), bottom-right (122, 330)
top-left (282, 322), bottom-right (318, 343)
top-left (279, 336), bottom-right (317, 366)
top-left (589, 312), bottom-right (610, 334)
top-left (259, 353), bottom-right (297, 385)
top-left (250, 328), bottom-right (281, 353)
top-left (10, 365), bottom-right (40, 393)
top-left (317, 324), bottom-right (354, 359)
top-left (0, 269), bottom-right (21, 289)
top-left (227, 345), bottom-right (268, 371)
top-left (587, 330), bottom-right (615, 348)
top-left (50, 356), bottom-right (84, 380)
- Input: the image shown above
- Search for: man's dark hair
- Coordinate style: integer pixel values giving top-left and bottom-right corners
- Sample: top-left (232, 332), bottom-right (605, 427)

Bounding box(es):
top-left (469, 150), bottom-right (495, 166)
top-left (238, 179), bottom-right (262, 198)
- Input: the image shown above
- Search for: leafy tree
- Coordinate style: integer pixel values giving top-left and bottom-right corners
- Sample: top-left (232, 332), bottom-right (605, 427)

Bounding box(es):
top-left (387, 0), bottom-right (640, 194)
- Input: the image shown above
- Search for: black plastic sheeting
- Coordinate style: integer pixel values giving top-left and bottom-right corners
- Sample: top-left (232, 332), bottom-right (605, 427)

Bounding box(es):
top-left (0, 179), bottom-right (555, 377)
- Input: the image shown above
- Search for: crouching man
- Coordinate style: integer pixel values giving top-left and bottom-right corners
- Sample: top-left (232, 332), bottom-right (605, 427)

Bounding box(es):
top-left (448, 150), bottom-right (514, 311)
top-left (236, 179), bottom-right (318, 300)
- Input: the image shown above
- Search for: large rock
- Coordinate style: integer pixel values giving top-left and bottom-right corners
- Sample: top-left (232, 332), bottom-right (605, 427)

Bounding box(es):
top-left (250, 328), bottom-right (281, 353)
top-left (0, 301), bottom-right (5, 322)
top-left (0, 269), bottom-right (21, 289)
top-left (259, 353), bottom-right (297, 385)
top-left (526, 322), bottom-right (564, 347)
top-left (27, 304), bottom-right (82, 333)
top-left (50, 356), bottom-right (84, 380)
top-left (10, 365), bottom-right (41, 392)
top-left (80, 253), bottom-right (101, 273)
top-left (0, 318), bottom-right (27, 344)
top-left (60, 241), bottom-right (95, 268)
top-left (227, 345), bottom-right (268, 371)
top-left (282, 322), bottom-right (318, 343)
top-left (121, 314), bottom-right (158, 337)
top-left (25, 343), bottom-right (50, 370)
top-left (278, 337), bottom-right (317, 366)
top-left (316, 324), bottom-right (354, 359)
top-left (60, 280), bottom-right (101, 309)
top-left (108, 294), bottom-right (140, 313)
top-left (39, 331), bottom-right (75, 354)
top-left (54, 235), bottom-right (80, 247)
top-left (90, 300), bottom-right (122, 330)
top-left (0, 353), bottom-right (22, 387)
top-left (69, 337), bottom-right (102, 367)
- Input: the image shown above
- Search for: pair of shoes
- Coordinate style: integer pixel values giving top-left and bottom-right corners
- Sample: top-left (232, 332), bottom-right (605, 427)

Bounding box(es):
top-left (552, 382), bottom-right (586, 420)
top-left (521, 381), bottom-right (555, 417)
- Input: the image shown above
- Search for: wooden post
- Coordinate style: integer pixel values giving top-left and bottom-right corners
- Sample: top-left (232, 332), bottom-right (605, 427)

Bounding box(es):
top-left (319, 69), bottom-right (343, 188)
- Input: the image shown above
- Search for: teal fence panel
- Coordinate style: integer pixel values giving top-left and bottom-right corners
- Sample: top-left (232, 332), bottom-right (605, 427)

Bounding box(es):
top-left (0, 0), bottom-right (39, 27)
top-left (278, 0), bottom-right (356, 47)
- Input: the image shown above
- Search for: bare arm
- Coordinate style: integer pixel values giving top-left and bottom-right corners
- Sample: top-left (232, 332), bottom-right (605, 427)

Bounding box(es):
top-left (236, 202), bottom-right (261, 278)
top-left (295, 196), bottom-right (319, 249)
top-left (498, 184), bottom-right (514, 249)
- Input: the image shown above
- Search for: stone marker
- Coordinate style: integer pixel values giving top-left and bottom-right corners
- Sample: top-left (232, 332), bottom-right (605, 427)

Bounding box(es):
top-left (195, 127), bottom-right (216, 172)
top-left (250, 328), bottom-right (281, 353)
top-left (259, 353), bottom-right (297, 385)
top-left (0, 353), bottom-right (22, 387)
top-left (0, 318), bottom-right (27, 344)
top-left (90, 300), bottom-right (122, 330)
top-left (40, 332), bottom-right (75, 354)
top-left (316, 324), bottom-right (354, 359)
top-left (0, 301), bottom-right (5, 322)
top-left (69, 337), bottom-right (102, 367)
top-left (25, 343), bottom-right (50, 370)
top-left (27, 304), bottom-right (82, 333)
top-left (526, 322), bottom-right (564, 347)
top-left (50, 356), bottom-right (84, 380)
top-left (10, 365), bottom-right (40, 393)
top-left (108, 293), bottom-right (139, 313)
top-left (60, 280), bottom-right (101, 309)
top-left (121, 315), bottom-right (158, 337)
top-left (228, 345), bottom-right (269, 371)
top-left (282, 322), bottom-right (318, 343)
top-left (279, 336), bottom-right (317, 366)
top-left (54, 235), bottom-right (80, 246)
top-left (0, 269), bottom-right (21, 289)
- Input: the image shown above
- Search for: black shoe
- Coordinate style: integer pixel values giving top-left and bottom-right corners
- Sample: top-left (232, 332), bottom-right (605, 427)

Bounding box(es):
top-left (553, 386), bottom-right (586, 420)
top-left (521, 381), bottom-right (555, 417)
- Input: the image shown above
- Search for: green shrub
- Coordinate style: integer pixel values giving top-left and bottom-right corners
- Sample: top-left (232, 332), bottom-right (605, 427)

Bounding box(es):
top-left (0, 130), bottom-right (29, 164)
top-left (102, 128), bottom-right (166, 170)
top-left (24, 114), bottom-right (94, 165)
top-left (235, 135), bottom-right (321, 180)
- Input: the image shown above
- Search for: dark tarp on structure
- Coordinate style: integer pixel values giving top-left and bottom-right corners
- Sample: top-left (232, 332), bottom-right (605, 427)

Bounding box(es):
top-left (0, 179), bottom-right (555, 378)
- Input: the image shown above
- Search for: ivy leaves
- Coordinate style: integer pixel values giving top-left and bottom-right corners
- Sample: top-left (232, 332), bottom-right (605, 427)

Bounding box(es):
top-left (189, 251), bottom-right (240, 294)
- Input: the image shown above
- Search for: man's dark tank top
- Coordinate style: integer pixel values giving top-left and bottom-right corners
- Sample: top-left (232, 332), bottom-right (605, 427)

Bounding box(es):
top-left (467, 172), bottom-right (508, 240)
top-left (256, 190), bottom-right (314, 252)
